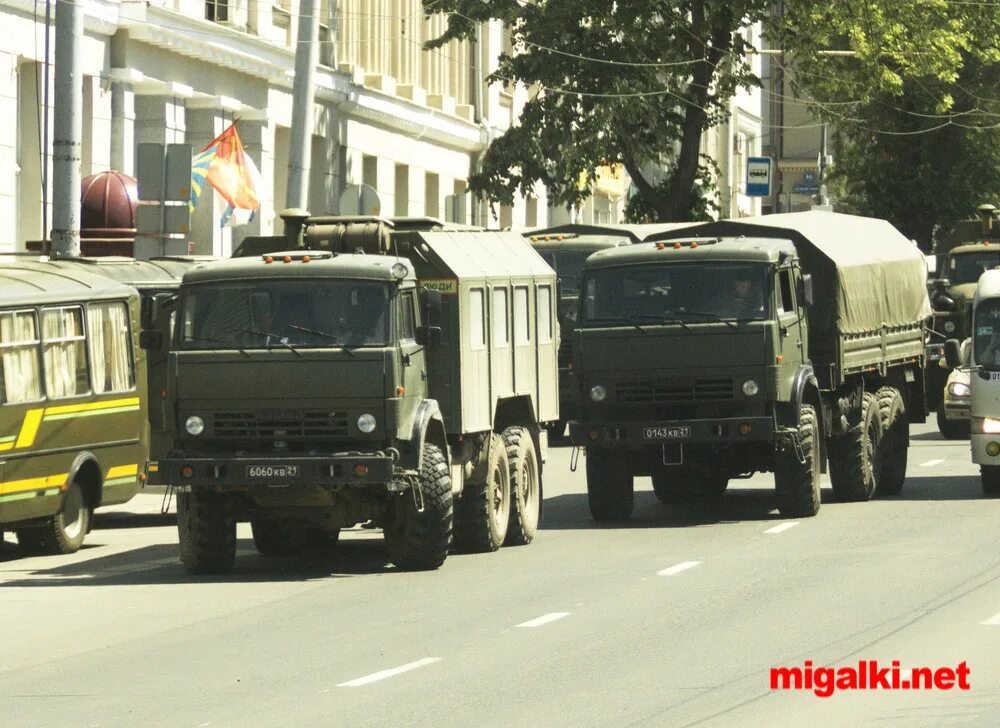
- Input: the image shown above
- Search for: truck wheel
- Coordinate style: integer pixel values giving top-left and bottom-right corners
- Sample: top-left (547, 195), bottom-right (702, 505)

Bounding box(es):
top-left (454, 434), bottom-right (511, 552)
top-left (251, 518), bottom-right (308, 557)
top-left (982, 466), bottom-right (1000, 497)
top-left (652, 469), bottom-right (727, 504)
top-left (876, 387), bottom-right (908, 496)
top-left (16, 479), bottom-right (91, 555)
top-left (829, 392), bottom-right (881, 502)
top-left (936, 402), bottom-right (969, 440)
top-left (177, 490), bottom-right (237, 574)
top-left (774, 404), bottom-right (821, 517)
top-left (503, 426), bottom-right (541, 546)
top-left (586, 448), bottom-right (634, 522)
top-left (384, 442), bottom-right (453, 570)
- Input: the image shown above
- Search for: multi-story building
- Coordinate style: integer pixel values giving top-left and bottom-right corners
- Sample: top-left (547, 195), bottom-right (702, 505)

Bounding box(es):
top-left (0, 0), bottom-right (546, 254)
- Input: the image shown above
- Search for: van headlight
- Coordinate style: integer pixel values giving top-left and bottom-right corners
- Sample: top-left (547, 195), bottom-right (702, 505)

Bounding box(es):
top-left (357, 413), bottom-right (377, 433)
top-left (973, 416), bottom-right (1000, 434)
top-left (943, 320), bottom-right (957, 334)
top-left (589, 385), bottom-right (607, 402)
top-left (185, 415), bottom-right (205, 436)
top-left (742, 379), bottom-right (760, 397)
top-left (947, 381), bottom-right (970, 397)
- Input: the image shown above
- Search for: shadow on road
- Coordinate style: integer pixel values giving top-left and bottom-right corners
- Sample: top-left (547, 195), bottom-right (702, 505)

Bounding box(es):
top-left (0, 533), bottom-right (418, 587)
top-left (93, 512), bottom-right (176, 530)
top-left (889, 474), bottom-right (988, 501)
top-left (910, 431), bottom-right (965, 442)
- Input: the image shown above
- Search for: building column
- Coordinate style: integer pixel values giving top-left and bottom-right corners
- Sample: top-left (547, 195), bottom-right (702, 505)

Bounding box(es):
top-left (109, 83), bottom-right (135, 175)
top-left (0, 51), bottom-right (19, 250)
top-left (184, 107), bottom-right (225, 255)
top-left (87, 75), bottom-right (113, 175)
top-left (134, 94), bottom-right (186, 146)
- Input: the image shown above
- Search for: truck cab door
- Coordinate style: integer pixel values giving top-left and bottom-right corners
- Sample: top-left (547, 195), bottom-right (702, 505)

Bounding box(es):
top-left (139, 293), bottom-right (176, 472)
top-left (775, 267), bottom-right (805, 387)
top-left (398, 289), bottom-right (425, 405)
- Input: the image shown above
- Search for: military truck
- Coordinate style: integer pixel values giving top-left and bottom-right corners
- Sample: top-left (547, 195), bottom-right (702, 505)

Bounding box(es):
top-left (570, 212), bottom-right (929, 520)
top-left (525, 224), bottom-right (695, 440)
top-left (926, 205), bottom-right (1000, 418)
top-left (142, 215), bottom-right (558, 573)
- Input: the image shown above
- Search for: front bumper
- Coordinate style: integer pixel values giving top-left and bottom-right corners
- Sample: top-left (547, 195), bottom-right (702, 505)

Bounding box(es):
top-left (161, 453), bottom-right (397, 488)
top-left (569, 416), bottom-right (774, 448)
top-left (943, 399), bottom-right (970, 422)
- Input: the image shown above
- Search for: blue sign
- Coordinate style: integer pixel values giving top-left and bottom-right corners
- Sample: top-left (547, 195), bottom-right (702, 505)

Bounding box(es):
top-left (746, 157), bottom-right (773, 197)
top-left (793, 183), bottom-right (819, 195)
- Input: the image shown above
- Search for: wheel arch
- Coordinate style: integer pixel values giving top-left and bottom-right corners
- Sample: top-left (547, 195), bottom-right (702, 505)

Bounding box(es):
top-left (66, 451), bottom-right (103, 511)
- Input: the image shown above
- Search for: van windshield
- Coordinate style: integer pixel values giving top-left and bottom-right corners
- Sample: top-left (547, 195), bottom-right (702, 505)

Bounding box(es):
top-left (538, 250), bottom-right (593, 295)
top-left (177, 280), bottom-right (390, 350)
top-left (974, 297), bottom-right (1000, 367)
top-left (581, 262), bottom-right (771, 326)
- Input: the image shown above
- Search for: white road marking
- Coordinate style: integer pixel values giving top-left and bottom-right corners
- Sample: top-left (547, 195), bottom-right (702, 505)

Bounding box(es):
top-left (920, 459), bottom-right (945, 467)
top-left (516, 612), bottom-right (571, 628)
top-left (657, 560), bottom-right (702, 576)
top-left (764, 522), bottom-right (800, 535)
top-left (982, 613), bottom-right (1000, 626)
top-left (336, 658), bottom-right (441, 687)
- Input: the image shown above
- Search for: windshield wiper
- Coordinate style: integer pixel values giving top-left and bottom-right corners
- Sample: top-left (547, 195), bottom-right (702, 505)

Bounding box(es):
top-left (287, 324), bottom-right (358, 357)
top-left (626, 312), bottom-right (694, 333)
top-left (182, 335), bottom-right (250, 357)
top-left (240, 328), bottom-right (303, 358)
top-left (673, 309), bottom-right (738, 329)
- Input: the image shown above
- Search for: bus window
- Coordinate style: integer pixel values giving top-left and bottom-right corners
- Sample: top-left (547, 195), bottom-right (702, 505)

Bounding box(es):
top-left (88, 301), bottom-right (136, 394)
top-left (0, 310), bottom-right (42, 404)
top-left (42, 306), bottom-right (89, 398)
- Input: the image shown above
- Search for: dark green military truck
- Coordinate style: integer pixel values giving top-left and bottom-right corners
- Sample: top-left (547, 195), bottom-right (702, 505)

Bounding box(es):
top-left (142, 216), bottom-right (558, 573)
top-left (526, 224), bottom-right (694, 440)
top-left (570, 212), bottom-right (929, 520)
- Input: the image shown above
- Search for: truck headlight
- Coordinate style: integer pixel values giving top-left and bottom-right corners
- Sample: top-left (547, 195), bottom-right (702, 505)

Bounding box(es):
top-left (943, 320), bottom-right (957, 334)
top-left (947, 381), bottom-right (970, 397)
top-left (357, 413), bottom-right (377, 433)
top-left (391, 262), bottom-right (409, 280)
top-left (742, 379), bottom-right (760, 397)
top-left (185, 415), bottom-right (205, 436)
top-left (973, 416), bottom-right (1000, 434)
top-left (589, 385), bottom-right (607, 402)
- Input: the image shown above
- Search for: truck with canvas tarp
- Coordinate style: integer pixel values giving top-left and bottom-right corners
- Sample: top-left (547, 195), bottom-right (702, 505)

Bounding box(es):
top-left (570, 211), bottom-right (929, 520)
top-left (525, 223), bottom-right (695, 440)
top-left (142, 214), bottom-right (558, 573)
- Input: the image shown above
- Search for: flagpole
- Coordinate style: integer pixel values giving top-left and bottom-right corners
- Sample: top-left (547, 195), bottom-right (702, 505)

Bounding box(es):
top-left (286, 0), bottom-right (320, 212)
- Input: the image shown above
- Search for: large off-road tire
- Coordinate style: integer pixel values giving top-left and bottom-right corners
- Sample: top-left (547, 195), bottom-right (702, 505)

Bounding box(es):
top-left (503, 426), bottom-right (541, 546)
top-left (651, 468), bottom-right (728, 505)
top-left (876, 387), bottom-right (908, 496)
top-left (828, 392), bottom-right (881, 502)
top-left (251, 517), bottom-right (308, 557)
top-left (936, 402), bottom-right (969, 440)
top-left (982, 465), bottom-right (1000, 498)
top-left (16, 479), bottom-right (90, 555)
top-left (586, 448), bottom-right (634, 522)
top-left (454, 434), bottom-right (511, 552)
top-left (177, 490), bottom-right (237, 574)
top-left (774, 404), bottom-right (821, 517)
top-left (384, 442), bottom-right (453, 570)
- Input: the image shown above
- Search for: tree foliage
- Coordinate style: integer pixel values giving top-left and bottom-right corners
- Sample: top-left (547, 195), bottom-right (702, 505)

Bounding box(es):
top-left (423, 0), bottom-right (767, 222)
top-left (774, 1), bottom-right (1000, 247)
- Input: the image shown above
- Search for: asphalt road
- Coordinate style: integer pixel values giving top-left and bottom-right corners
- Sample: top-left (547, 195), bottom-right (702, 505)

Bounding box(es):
top-left (3, 422), bottom-right (1000, 728)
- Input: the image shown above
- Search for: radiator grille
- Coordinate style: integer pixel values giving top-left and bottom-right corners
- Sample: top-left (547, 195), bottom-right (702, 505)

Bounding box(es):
top-left (615, 377), bottom-right (734, 404)
top-left (212, 411), bottom-right (349, 439)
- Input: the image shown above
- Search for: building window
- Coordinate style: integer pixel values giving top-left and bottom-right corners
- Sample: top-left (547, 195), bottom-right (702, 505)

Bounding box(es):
top-left (525, 197), bottom-right (538, 228)
top-left (206, 0), bottom-right (229, 23)
top-left (395, 163), bottom-right (409, 216)
top-left (88, 301), bottom-right (135, 394)
top-left (0, 310), bottom-right (43, 404)
top-left (41, 306), bottom-right (89, 399)
top-left (362, 154), bottom-right (379, 191)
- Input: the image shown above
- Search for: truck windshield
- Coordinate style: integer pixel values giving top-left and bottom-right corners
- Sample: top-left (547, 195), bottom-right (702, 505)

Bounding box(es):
top-left (974, 297), bottom-right (1000, 367)
top-left (177, 280), bottom-right (390, 350)
top-left (539, 250), bottom-right (592, 295)
top-left (952, 251), bottom-right (1000, 284)
top-left (581, 262), bottom-right (771, 326)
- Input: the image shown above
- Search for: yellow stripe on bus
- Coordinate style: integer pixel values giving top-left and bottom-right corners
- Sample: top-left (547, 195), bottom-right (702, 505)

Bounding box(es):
top-left (106, 464), bottom-right (139, 479)
top-left (43, 397), bottom-right (141, 418)
top-left (14, 408), bottom-right (44, 449)
top-left (0, 473), bottom-right (67, 496)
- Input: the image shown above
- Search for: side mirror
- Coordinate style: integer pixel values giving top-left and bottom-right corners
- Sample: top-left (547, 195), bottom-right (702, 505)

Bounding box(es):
top-left (801, 274), bottom-right (814, 307)
top-left (422, 288), bottom-right (442, 327)
top-left (140, 330), bottom-right (163, 351)
top-left (944, 338), bottom-right (962, 369)
top-left (141, 296), bottom-right (155, 331)
top-left (415, 325), bottom-right (443, 346)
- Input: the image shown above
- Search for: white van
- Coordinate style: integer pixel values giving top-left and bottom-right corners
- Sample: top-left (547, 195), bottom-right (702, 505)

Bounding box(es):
top-left (950, 269), bottom-right (1000, 495)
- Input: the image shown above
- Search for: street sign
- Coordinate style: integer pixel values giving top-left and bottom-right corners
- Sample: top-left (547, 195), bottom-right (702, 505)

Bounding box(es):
top-left (746, 157), bottom-right (773, 197)
top-left (339, 184), bottom-right (381, 215)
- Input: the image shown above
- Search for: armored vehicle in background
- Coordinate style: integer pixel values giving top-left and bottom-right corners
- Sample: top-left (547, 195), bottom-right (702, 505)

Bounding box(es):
top-left (143, 215), bottom-right (558, 573)
top-left (570, 212), bottom-right (929, 520)
top-left (525, 223), bottom-right (694, 440)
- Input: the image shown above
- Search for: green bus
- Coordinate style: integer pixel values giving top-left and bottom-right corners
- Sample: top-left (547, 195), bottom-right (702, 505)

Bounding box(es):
top-left (0, 260), bottom-right (149, 554)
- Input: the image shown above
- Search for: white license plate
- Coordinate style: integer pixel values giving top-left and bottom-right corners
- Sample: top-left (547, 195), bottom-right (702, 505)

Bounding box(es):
top-left (991, 372), bottom-right (1000, 381)
top-left (246, 464), bottom-right (299, 479)
top-left (644, 426), bottom-right (691, 440)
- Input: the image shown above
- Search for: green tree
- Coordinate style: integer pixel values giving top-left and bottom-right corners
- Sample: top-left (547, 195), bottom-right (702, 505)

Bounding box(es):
top-left (423, 0), bottom-right (767, 222)
top-left (774, 1), bottom-right (1000, 247)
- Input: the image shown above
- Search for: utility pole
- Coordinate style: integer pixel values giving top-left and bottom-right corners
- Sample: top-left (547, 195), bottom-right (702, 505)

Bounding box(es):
top-left (285, 0), bottom-right (320, 211)
top-left (50, 0), bottom-right (82, 257)
top-left (817, 122), bottom-right (829, 207)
